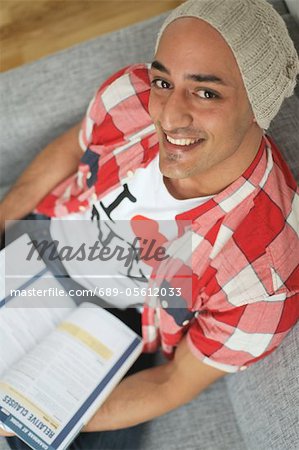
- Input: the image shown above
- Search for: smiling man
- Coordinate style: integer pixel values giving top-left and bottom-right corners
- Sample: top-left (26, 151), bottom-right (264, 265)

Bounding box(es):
top-left (1, 0), bottom-right (299, 449)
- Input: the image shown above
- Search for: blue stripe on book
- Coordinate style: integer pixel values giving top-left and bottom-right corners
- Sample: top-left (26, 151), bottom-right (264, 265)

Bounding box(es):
top-left (0, 409), bottom-right (50, 450)
top-left (0, 267), bottom-right (49, 307)
top-left (48, 336), bottom-right (141, 450)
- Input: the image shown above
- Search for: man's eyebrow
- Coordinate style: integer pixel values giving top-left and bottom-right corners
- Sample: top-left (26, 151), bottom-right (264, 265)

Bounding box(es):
top-left (151, 60), bottom-right (170, 74)
top-left (187, 74), bottom-right (225, 85)
top-left (150, 60), bottom-right (227, 85)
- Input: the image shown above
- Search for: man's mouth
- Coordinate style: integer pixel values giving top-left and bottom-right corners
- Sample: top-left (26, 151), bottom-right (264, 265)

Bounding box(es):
top-left (166, 135), bottom-right (201, 146)
top-left (162, 132), bottom-right (204, 151)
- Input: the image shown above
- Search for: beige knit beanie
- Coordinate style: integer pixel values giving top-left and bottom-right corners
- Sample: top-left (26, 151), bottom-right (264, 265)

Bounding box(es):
top-left (156, 0), bottom-right (299, 129)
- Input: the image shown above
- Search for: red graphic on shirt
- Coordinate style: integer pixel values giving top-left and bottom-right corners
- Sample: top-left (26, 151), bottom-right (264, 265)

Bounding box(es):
top-left (130, 215), bottom-right (168, 269)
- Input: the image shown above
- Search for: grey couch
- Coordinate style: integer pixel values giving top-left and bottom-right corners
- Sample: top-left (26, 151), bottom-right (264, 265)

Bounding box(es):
top-left (0, 1), bottom-right (298, 449)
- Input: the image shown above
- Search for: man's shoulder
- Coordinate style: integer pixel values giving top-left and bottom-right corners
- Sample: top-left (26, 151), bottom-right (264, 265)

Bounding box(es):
top-left (233, 138), bottom-right (297, 237)
top-left (86, 63), bottom-right (153, 144)
top-left (94, 63), bottom-right (151, 106)
top-left (198, 142), bottom-right (298, 304)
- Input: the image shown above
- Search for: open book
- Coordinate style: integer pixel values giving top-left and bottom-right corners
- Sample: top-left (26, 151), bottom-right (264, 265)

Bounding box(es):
top-left (0, 235), bottom-right (142, 450)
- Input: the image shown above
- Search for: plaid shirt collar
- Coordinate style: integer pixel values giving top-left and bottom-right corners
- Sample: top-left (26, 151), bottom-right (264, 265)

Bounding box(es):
top-left (175, 136), bottom-right (270, 231)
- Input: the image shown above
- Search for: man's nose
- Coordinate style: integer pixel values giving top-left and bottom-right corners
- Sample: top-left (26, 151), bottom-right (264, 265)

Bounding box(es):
top-left (160, 90), bottom-right (193, 131)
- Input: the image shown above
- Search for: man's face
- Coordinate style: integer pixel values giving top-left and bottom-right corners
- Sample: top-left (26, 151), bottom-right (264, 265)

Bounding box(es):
top-left (149, 18), bottom-right (261, 197)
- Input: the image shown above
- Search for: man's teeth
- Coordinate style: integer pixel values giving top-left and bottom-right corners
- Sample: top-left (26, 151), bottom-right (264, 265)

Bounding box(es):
top-left (166, 135), bottom-right (201, 146)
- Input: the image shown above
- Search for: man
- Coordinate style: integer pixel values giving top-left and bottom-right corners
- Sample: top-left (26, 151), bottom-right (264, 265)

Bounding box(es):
top-left (1, 0), bottom-right (298, 449)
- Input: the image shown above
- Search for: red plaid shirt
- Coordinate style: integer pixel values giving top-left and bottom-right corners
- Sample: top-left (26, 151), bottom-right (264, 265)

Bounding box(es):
top-left (36, 64), bottom-right (299, 373)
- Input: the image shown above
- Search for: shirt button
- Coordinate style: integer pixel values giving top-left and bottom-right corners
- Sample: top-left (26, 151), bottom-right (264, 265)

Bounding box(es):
top-left (79, 205), bottom-right (86, 212)
top-left (182, 319), bottom-right (190, 326)
top-left (92, 193), bottom-right (97, 201)
top-left (86, 171), bottom-right (92, 179)
top-left (161, 300), bottom-right (168, 309)
top-left (194, 311), bottom-right (199, 318)
top-left (127, 170), bottom-right (134, 178)
top-left (240, 366), bottom-right (247, 371)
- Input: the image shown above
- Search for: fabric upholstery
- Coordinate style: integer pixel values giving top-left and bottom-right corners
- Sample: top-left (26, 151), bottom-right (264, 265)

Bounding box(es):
top-left (225, 323), bottom-right (299, 450)
top-left (139, 378), bottom-right (245, 450)
top-left (0, 440), bottom-right (9, 450)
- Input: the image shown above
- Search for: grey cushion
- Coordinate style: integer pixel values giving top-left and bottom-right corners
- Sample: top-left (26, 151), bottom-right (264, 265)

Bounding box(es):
top-left (140, 379), bottom-right (245, 450)
top-left (268, 95), bottom-right (299, 181)
top-left (0, 439), bottom-right (9, 450)
top-left (270, 0), bottom-right (289, 14)
top-left (226, 323), bottom-right (299, 450)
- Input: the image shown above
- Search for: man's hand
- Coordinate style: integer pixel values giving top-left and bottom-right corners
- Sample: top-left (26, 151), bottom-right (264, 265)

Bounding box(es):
top-left (84, 335), bottom-right (227, 432)
top-left (0, 426), bottom-right (15, 437)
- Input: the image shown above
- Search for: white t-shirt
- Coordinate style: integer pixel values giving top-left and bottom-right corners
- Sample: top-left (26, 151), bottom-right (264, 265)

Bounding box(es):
top-left (50, 156), bottom-right (212, 308)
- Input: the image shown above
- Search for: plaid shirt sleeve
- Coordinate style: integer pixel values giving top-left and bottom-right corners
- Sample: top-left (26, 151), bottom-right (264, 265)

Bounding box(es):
top-left (78, 66), bottom-right (131, 151)
top-left (78, 96), bottom-right (96, 151)
top-left (187, 289), bottom-right (298, 372)
top-left (186, 173), bottom-right (299, 372)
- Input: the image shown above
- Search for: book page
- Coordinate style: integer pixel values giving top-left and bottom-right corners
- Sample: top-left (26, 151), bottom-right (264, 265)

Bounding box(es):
top-left (0, 233), bottom-right (48, 300)
top-left (0, 235), bottom-right (76, 377)
top-left (0, 275), bottom-right (75, 377)
top-left (0, 303), bottom-right (142, 450)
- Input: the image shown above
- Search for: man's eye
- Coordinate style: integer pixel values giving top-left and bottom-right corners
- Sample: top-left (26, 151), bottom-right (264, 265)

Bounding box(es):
top-left (151, 79), bottom-right (171, 89)
top-left (196, 90), bottom-right (218, 99)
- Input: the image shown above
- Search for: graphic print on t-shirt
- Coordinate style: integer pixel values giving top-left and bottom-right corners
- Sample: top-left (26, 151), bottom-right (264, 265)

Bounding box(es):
top-left (90, 188), bottom-right (149, 285)
top-left (50, 156), bottom-right (211, 308)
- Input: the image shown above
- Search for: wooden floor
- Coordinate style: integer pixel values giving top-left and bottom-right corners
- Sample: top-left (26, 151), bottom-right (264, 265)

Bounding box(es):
top-left (0, 1), bottom-right (182, 72)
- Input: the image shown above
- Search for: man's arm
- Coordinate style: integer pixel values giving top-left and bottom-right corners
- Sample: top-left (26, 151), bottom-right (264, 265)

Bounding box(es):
top-left (0, 428), bottom-right (14, 437)
top-left (0, 123), bottom-right (83, 435)
top-left (84, 336), bottom-right (226, 432)
top-left (1, 336), bottom-right (225, 437)
top-left (0, 123), bottom-right (83, 231)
